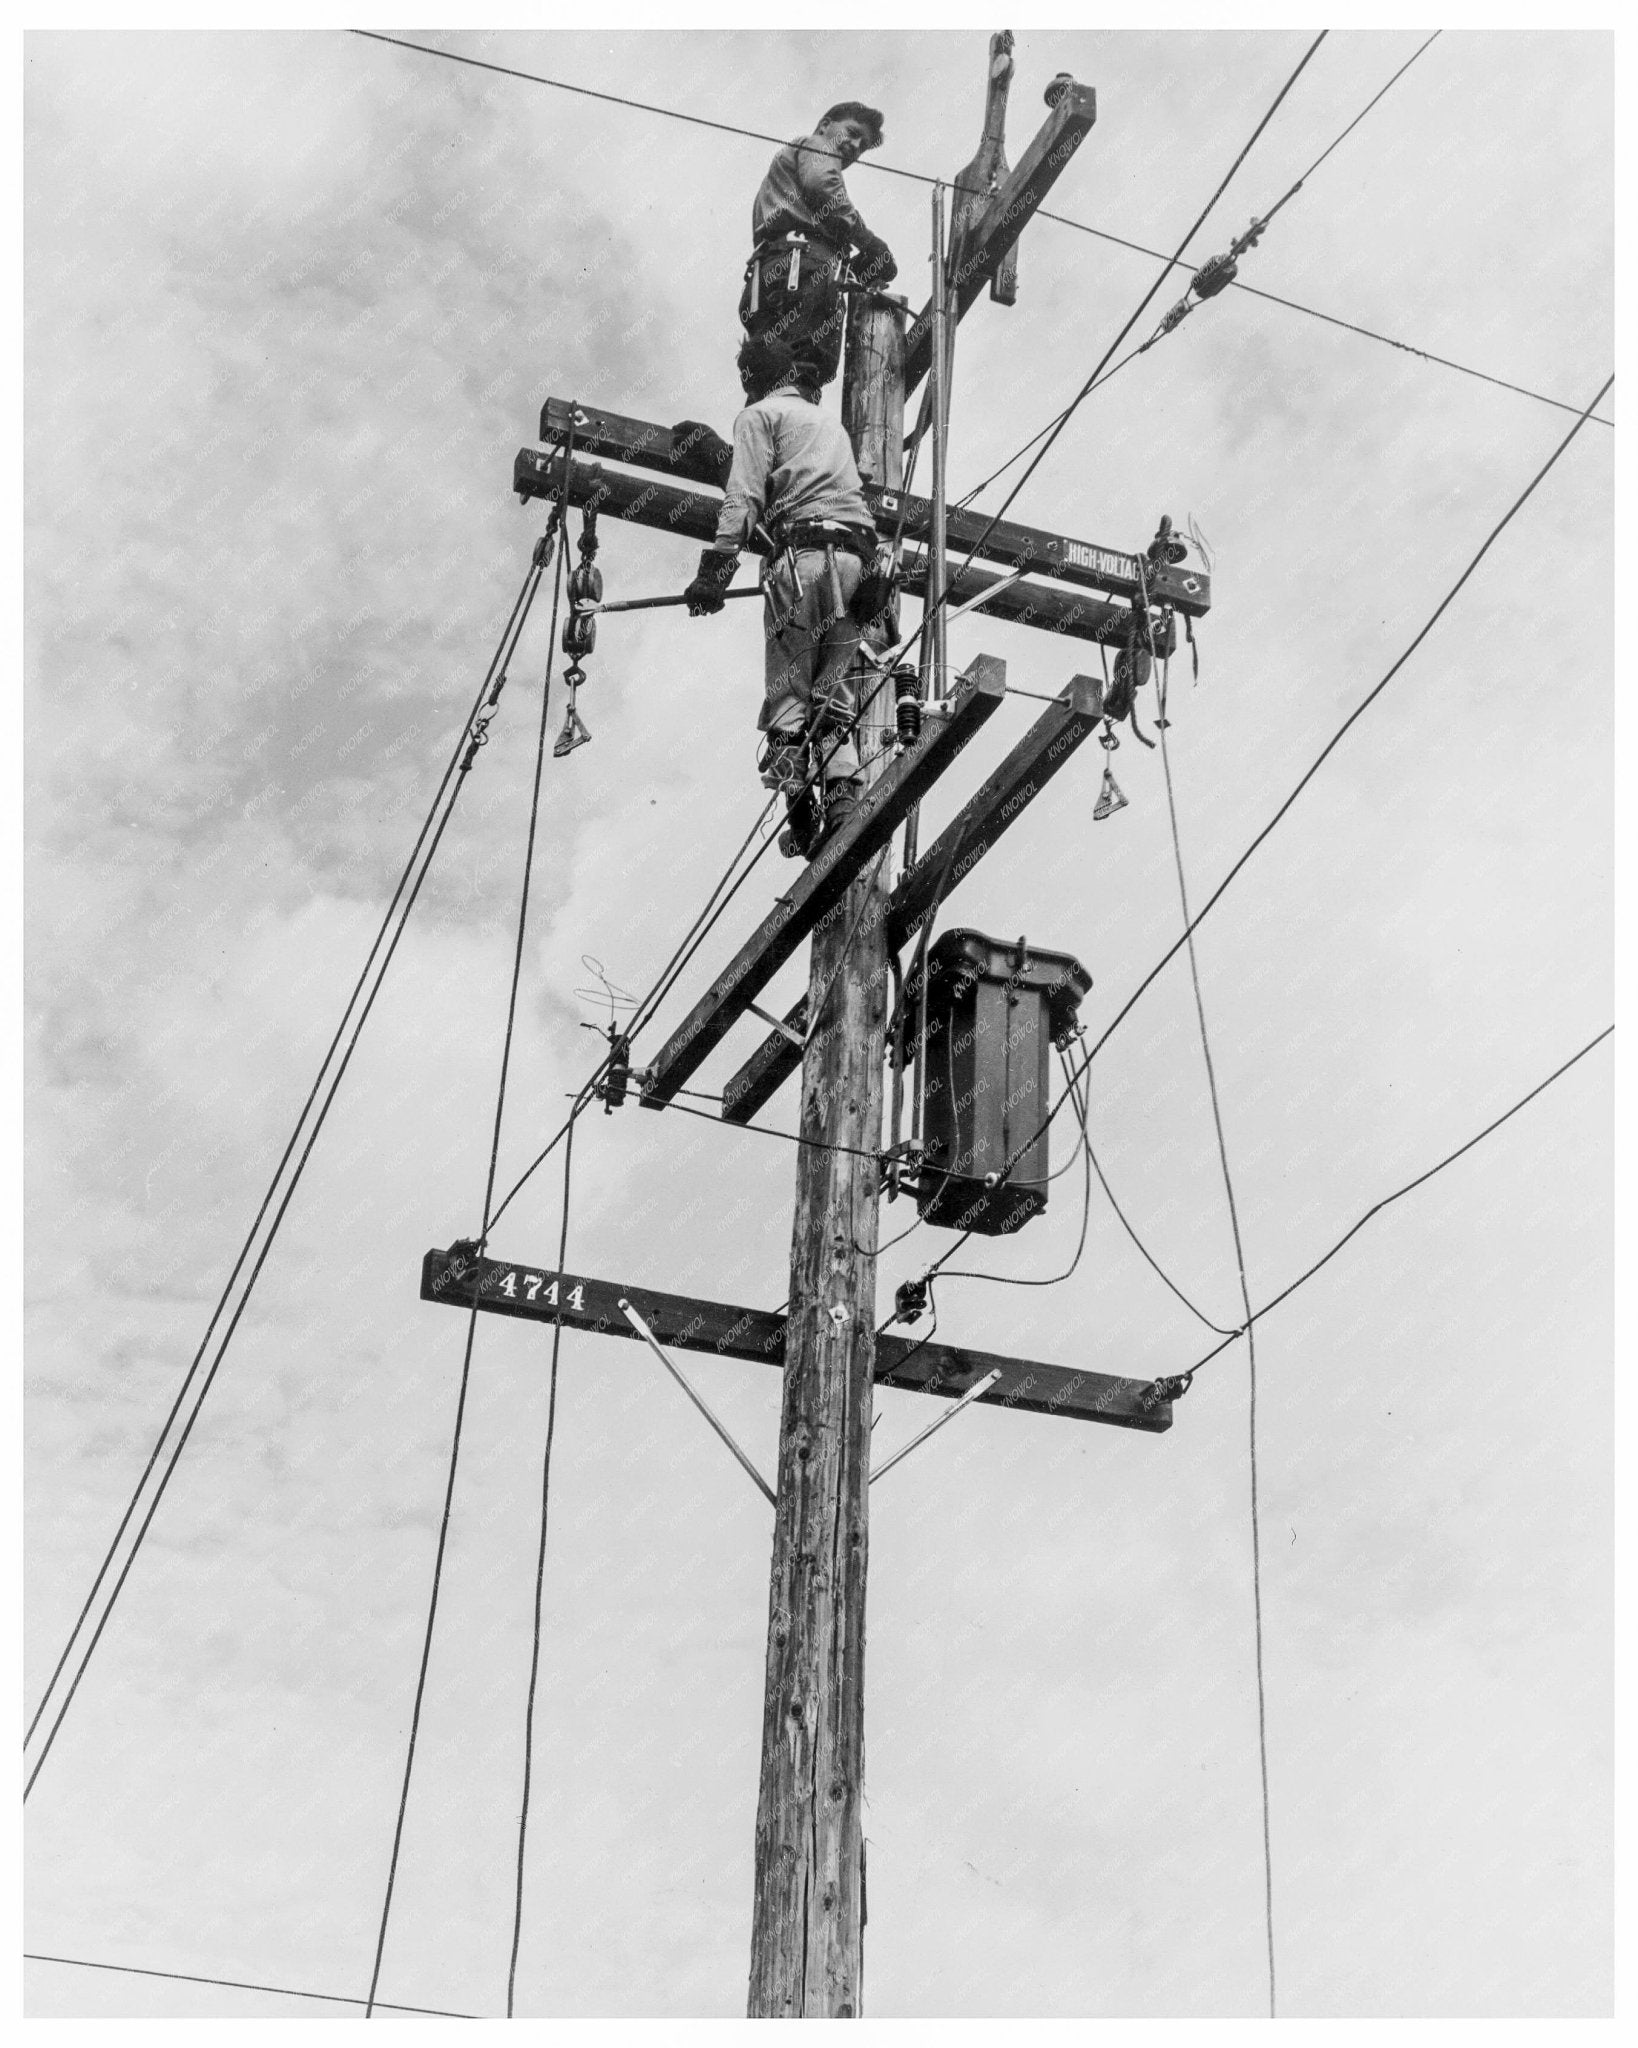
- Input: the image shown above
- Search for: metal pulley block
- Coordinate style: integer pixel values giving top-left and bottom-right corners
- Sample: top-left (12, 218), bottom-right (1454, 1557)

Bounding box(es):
top-left (562, 608), bottom-right (597, 659)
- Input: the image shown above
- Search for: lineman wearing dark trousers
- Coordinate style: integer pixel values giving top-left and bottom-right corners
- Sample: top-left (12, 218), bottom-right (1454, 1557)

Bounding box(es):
top-left (740, 101), bottom-right (897, 393)
top-left (685, 334), bottom-right (877, 859)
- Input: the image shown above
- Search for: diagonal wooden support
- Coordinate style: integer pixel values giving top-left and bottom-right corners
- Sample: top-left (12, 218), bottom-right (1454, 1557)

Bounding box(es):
top-left (419, 1248), bottom-right (1174, 1432)
top-left (903, 77), bottom-right (1098, 395)
top-left (638, 655), bottom-right (1007, 1110)
top-left (723, 674), bottom-right (1107, 1124)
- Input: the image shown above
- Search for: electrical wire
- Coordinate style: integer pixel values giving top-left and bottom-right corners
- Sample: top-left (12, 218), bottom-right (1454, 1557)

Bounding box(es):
top-left (1171, 1024), bottom-right (1613, 1383)
top-left (919, 366), bottom-right (1612, 1277)
top-left (1082, 1112), bottom-right (1237, 1337)
top-left (348, 30), bottom-right (1609, 431)
top-left (25, 534), bottom-right (557, 1802)
top-left (365, 455), bottom-right (573, 2016)
top-left (933, 1056), bottom-right (1093, 1292)
top-left (1151, 649), bottom-right (1276, 2017)
top-left (507, 1118), bottom-right (575, 2013)
top-left (23, 1950), bottom-right (476, 2019)
top-left (918, 32), bottom-right (1330, 648)
top-left (960, 25), bottom-right (1438, 514)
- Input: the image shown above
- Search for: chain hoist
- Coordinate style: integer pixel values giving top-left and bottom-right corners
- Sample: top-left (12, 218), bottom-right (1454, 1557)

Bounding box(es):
top-left (1092, 724), bottom-right (1127, 822)
top-left (555, 506), bottom-right (601, 757)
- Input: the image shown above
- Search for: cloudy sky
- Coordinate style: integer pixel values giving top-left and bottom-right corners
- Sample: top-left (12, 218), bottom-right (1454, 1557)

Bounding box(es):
top-left (23, 21), bottom-right (1612, 2023)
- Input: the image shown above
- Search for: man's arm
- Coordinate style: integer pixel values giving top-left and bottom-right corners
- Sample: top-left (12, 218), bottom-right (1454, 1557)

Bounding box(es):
top-left (715, 406), bottom-right (775, 550)
top-left (795, 138), bottom-right (896, 284)
top-left (686, 407), bottom-right (772, 615)
top-left (794, 136), bottom-right (867, 246)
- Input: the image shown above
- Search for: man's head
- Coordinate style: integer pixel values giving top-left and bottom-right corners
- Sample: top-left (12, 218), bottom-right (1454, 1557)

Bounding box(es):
top-left (737, 332), bottom-right (818, 405)
top-left (816, 101), bottom-right (884, 165)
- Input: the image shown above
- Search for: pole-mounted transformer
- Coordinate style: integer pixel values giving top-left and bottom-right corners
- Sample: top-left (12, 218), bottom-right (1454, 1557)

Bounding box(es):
top-left (903, 928), bottom-right (1091, 1236)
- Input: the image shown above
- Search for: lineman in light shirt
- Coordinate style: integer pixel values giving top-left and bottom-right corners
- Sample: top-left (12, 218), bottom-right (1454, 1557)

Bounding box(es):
top-left (685, 333), bottom-right (880, 859)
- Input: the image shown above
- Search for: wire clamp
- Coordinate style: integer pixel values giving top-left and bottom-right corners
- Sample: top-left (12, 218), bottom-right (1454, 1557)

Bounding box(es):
top-left (893, 1275), bottom-right (930, 1325)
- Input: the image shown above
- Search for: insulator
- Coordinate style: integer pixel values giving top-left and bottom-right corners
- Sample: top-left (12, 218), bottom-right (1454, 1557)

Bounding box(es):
top-left (1192, 251), bottom-right (1238, 299)
top-left (562, 609), bottom-right (597, 658)
top-left (601, 1034), bottom-right (631, 1113)
top-left (893, 664), bottom-right (923, 746)
top-left (894, 1276), bottom-right (929, 1325)
top-left (568, 560), bottom-right (603, 607)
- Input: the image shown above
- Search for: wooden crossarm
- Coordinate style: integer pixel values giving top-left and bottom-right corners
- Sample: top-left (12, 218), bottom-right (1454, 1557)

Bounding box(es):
top-left (513, 452), bottom-right (1183, 646)
top-left (903, 79), bottom-right (1098, 395)
top-left (419, 1248), bottom-right (1173, 1432)
top-left (639, 656), bottom-right (1006, 1109)
top-left (523, 411), bottom-right (1211, 616)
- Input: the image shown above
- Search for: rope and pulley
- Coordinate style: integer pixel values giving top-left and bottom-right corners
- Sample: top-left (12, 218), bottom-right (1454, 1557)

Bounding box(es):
top-left (555, 507), bottom-right (601, 756)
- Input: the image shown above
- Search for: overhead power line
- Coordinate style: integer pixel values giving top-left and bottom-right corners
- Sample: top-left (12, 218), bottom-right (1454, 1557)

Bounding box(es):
top-left (916, 368), bottom-right (1612, 1291)
top-left (349, 29), bottom-right (1611, 430)
top-left (365, 447), bottom-right (573, 2017)
top-left (1152, 656), bottom-right (1276, 2018)
top-left (24, 529), bottom-right (561, 1800)
top-left (24, 1950), bottom-right (476, 2019)
top-left (1175, 1025), bottom-right (1613, 1382)
top-left (926, 32), bottom-right (1332, 673)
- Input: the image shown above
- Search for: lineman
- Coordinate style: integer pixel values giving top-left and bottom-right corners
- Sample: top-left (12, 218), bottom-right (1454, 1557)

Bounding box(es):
top-left (740, 101), bottom-right (897, 393)
top-left (684, 333), bottom-right (878, 858)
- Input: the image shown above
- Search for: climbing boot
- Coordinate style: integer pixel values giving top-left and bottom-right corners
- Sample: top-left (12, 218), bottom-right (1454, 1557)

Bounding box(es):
top-left (777, 784), bottom-right (825, 860)
top-left (813, 777), bottom-right (862, 852)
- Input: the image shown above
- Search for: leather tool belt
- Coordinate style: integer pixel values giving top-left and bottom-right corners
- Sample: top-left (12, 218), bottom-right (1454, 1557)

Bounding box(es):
top-left (778, 519), bottom-right (876, 559)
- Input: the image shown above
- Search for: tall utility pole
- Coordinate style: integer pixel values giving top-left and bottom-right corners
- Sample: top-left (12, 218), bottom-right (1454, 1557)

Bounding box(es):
top-left (747, 291), bottom-right (906, 2019)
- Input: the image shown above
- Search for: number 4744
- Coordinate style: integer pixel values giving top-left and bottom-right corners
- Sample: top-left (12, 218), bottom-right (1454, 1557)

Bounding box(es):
top-left (496, 1269), bottom-right (585, 1311)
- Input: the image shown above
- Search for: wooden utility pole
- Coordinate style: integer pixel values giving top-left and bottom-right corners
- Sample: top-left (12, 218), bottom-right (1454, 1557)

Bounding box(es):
top-left (747, 291), bottom-right (905, 2019)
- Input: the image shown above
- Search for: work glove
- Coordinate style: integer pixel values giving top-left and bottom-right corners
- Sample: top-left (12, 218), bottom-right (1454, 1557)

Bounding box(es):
top-left (851, 230), bottom-right (897, 289)
top-left (670, 419), bottom-right (733, 488)
top-left (684, 547), bottom-right (738, 616)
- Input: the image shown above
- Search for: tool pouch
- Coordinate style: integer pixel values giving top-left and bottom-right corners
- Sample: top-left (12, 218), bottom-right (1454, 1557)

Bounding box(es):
top-left (851, 545), bottom-right (899, 635)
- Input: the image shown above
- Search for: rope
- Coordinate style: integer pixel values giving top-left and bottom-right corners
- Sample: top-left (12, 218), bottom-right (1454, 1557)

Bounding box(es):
top-left (1175, 1025), bottom-right (1613, 1383)
top-left (25, 539), bottom-right (554, 1802)
top-left (1153, 673), bottom-right (1276, 2016)
top-left (365, 452), bottom-right (573, 2015)
top-left (24, 1950), bottom-right (477, 2019)
top-left (507, 1118), bottom-right (575, 2013)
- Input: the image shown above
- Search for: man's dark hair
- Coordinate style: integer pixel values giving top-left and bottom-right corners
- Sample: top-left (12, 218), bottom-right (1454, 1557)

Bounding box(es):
top-left (737, 332), bottom-right (817, 404)
top-left (819, 101), bottom-right (884, 149)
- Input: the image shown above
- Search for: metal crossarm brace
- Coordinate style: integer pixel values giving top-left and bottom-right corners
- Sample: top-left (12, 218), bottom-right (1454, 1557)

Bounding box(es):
top-left (419, 1248), bottom-right (1173, 1432)
top-left (902, 78), bottom-right (1098, 395)
top-left (870, 1368), bottom-right (1001, 1482)
top-left (637, 655), bottom-right (1006, 1110)
top-left (620, 1299), bottom-right (776, 1505)
top-left (723, 674), bottom-right (1107, 1124)
top-left (527, 406), bottom-right (1210, 616)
